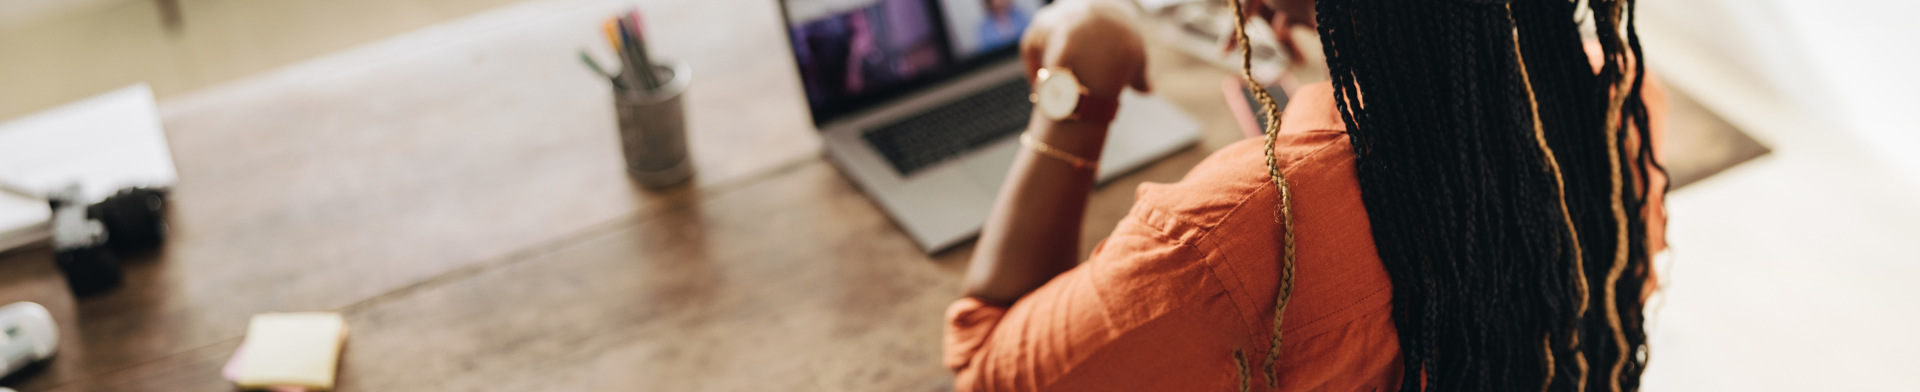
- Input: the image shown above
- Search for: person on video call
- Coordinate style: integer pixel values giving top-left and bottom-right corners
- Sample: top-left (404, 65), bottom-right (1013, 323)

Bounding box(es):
top-left (947, 0), bottom-right (1671, 390)
top-left (976, 0), bottom-right (1033, 52)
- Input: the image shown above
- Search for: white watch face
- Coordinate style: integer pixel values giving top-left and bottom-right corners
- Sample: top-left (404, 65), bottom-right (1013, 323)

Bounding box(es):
top-left (1037, 70), bottom-right (1080, 120)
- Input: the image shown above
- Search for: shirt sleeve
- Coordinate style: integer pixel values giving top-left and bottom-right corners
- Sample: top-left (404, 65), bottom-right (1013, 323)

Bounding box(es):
top-left (942, 236), bottom-right (1111, 376)
top-left (943, 207), bottom-right (1230, 391)
top-left (943, 297), bottom-right (1008, 373)
top-left (942, 262), bottom-right (1115, 392)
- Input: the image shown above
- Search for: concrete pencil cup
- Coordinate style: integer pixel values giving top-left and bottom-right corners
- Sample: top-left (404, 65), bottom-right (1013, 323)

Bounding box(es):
top-left (614, 60), bottom-right (694, 189)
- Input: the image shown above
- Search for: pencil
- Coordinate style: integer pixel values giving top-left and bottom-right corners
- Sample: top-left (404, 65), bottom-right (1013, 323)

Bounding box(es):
top-left (622, 12), bottom-right (660, 90)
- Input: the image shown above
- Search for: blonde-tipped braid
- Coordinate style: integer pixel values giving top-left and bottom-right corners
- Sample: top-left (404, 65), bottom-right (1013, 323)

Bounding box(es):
top-left (1542, 337), bottom-right (1558, 392)
top-left (1234, 348), bottom-right (1252, 392)
top-left (1507, 4), bottom-right (1590, 390)
top-left (1226, 0), bottom-right (1297, 388)
top-left (1599, 2), bottom-right (1634, 391)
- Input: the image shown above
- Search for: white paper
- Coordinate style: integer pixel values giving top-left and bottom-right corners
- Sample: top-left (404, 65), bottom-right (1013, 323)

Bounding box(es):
top-left (0, 84), bottom-right (178, 251)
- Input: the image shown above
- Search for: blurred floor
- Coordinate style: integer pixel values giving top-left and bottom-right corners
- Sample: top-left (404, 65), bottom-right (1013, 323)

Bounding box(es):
top-left (0, 0), bottom-right (530, 121)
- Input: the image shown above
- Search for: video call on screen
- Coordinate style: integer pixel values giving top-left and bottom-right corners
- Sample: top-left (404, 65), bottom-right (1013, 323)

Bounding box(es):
top-left (786, 0), bottom-right (1045, 109)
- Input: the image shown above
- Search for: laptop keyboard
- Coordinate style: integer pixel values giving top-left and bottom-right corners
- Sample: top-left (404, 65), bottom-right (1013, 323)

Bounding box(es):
top-left (863, 78), bottom-right (1033, 176)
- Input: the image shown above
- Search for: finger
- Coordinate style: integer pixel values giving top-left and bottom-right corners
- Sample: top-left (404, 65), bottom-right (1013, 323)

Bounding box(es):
top-left (1020, 27), bottom-right (1048, 84)
top-left (1225, 0), bottom-right (1274, 55)
top-left (1020, 8), bottom-right (1057, 84)
top-left (1131, 61), bottom-right (1152, 93)
top-left (1242, 0), bottom-right (1272, 24)
top-left (1271, 13), bottom-right (1307, 66)
top-left (1221, 31), bottom-right (1238, 55)
top-left (1130, 38), bottom-right (1152, 92)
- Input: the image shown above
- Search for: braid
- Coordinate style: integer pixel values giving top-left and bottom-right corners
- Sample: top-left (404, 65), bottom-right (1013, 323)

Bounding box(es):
top-left (1227, 0), bottom-right (1298, 387)
top-left (1618, 1), bottom-right (1659, 388)
top-left (1307, 0), bottom-right (1656, 390)
top-left (1505, 4), bottom-right (1586, 390)
top-left (1234, 348), bottom-right (1253, 392)
top-left (1584, 0), bottom-right (1654, 390)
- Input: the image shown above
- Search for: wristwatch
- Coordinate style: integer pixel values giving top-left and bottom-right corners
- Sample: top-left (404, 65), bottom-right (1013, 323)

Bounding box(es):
top-left (1030, 68), bottom-right (1119, 124)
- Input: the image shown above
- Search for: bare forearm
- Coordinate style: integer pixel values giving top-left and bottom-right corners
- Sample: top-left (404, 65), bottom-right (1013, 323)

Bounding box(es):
top-left (963, 114), bottom-right (1110, 305)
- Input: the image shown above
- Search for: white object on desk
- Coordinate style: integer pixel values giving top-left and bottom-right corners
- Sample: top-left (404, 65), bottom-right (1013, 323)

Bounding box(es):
top-left (0, 302), bottom-right (58, 379)
top-left (0, 84), bottom-right (178, 252)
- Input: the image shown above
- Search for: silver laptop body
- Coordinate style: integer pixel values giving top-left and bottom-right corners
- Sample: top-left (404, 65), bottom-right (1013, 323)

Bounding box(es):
top-left (782, 0), bottom-right (1199, 252)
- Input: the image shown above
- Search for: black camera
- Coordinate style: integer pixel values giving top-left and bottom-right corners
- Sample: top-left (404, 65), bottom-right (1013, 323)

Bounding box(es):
top-left (46, 185), bottom-right (169, 297)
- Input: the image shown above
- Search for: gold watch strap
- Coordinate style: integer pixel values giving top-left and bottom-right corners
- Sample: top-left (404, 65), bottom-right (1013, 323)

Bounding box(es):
top-left (1020, 133), bottom-right (1096, 171)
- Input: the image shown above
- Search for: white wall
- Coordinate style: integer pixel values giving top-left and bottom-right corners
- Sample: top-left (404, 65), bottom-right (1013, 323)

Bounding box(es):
top-left (1636, 1), bottom-right (1920, 390)
top-left (1639, 0), bottom-right (1920, 180)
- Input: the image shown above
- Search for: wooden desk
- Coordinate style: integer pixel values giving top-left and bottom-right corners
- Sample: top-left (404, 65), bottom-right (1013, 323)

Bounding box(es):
top-left (0, 0), bottom-right (1238, 390)
top-left (0, 0), bottom-right (1753, 390)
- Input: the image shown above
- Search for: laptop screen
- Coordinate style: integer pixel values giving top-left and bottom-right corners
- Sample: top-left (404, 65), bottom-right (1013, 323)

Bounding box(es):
top-left (780, 0), bottom-right (1047, 126)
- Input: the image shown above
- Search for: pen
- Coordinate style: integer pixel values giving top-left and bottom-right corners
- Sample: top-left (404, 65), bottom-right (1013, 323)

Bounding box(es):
top-left (622, 11), bottom-right (660, 90)
top-left (579, 50), bottom-right (626, 90)
top-left (601, 19), bottom-right (623, 58)
top-left (602, 19), bottom-right (639, 90)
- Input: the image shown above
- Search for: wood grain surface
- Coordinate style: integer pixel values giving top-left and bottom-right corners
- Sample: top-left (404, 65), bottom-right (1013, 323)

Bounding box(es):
top-left (0, 0), bottom-right (1228, 390)
top-left (0, 0), bottom-right (1751, 390)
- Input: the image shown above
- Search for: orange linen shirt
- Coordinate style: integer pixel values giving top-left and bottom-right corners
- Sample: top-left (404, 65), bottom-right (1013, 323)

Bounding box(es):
top-left (945, 79), bottom-right (1669, 391)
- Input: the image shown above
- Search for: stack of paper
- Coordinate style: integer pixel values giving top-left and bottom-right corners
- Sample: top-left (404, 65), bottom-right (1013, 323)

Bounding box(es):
top-left (224, 313), bottom-right (349, 391)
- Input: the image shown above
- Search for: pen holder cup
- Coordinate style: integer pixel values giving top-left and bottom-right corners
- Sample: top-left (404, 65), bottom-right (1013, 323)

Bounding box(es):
top-left (614, 60), bottom-right (694, 189)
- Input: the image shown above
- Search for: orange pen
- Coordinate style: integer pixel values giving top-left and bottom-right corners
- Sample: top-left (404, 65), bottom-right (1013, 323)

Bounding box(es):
top-left (602, 18), bottom-right (624, 58)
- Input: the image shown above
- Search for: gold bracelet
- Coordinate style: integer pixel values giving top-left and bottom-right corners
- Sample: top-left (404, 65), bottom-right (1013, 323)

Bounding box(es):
top-left (1020, 133), bottom-right (1096, 171)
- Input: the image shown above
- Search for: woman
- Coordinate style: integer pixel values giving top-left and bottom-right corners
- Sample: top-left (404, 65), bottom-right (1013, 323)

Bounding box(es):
top-left (946, 0), bottom-right (1668, 390)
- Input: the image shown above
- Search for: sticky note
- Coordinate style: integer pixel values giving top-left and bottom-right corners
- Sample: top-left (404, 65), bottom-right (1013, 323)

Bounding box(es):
top-left (232, 312), bottom-right (347, 390)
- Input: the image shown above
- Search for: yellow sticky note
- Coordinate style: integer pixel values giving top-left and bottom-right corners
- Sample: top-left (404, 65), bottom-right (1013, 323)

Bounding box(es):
top-left (234, 312), bottom-right (347, 390)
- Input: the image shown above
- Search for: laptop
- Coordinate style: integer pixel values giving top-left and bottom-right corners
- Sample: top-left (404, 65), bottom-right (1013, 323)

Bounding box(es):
top-left (778, 0), bottom-right (1200, 252)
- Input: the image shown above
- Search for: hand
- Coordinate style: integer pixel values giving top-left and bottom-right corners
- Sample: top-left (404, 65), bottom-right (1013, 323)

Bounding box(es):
top-left (1020, 0), bottom-right (1151, 102)
top-left (1232, 0), bottom-right (1317, 66)
top-left (1258, 0), bottom-right (1317, 34)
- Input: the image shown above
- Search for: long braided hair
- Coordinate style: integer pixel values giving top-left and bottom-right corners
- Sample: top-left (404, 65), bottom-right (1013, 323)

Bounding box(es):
top-left (1228, 0), bottom-right (1662, 390)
